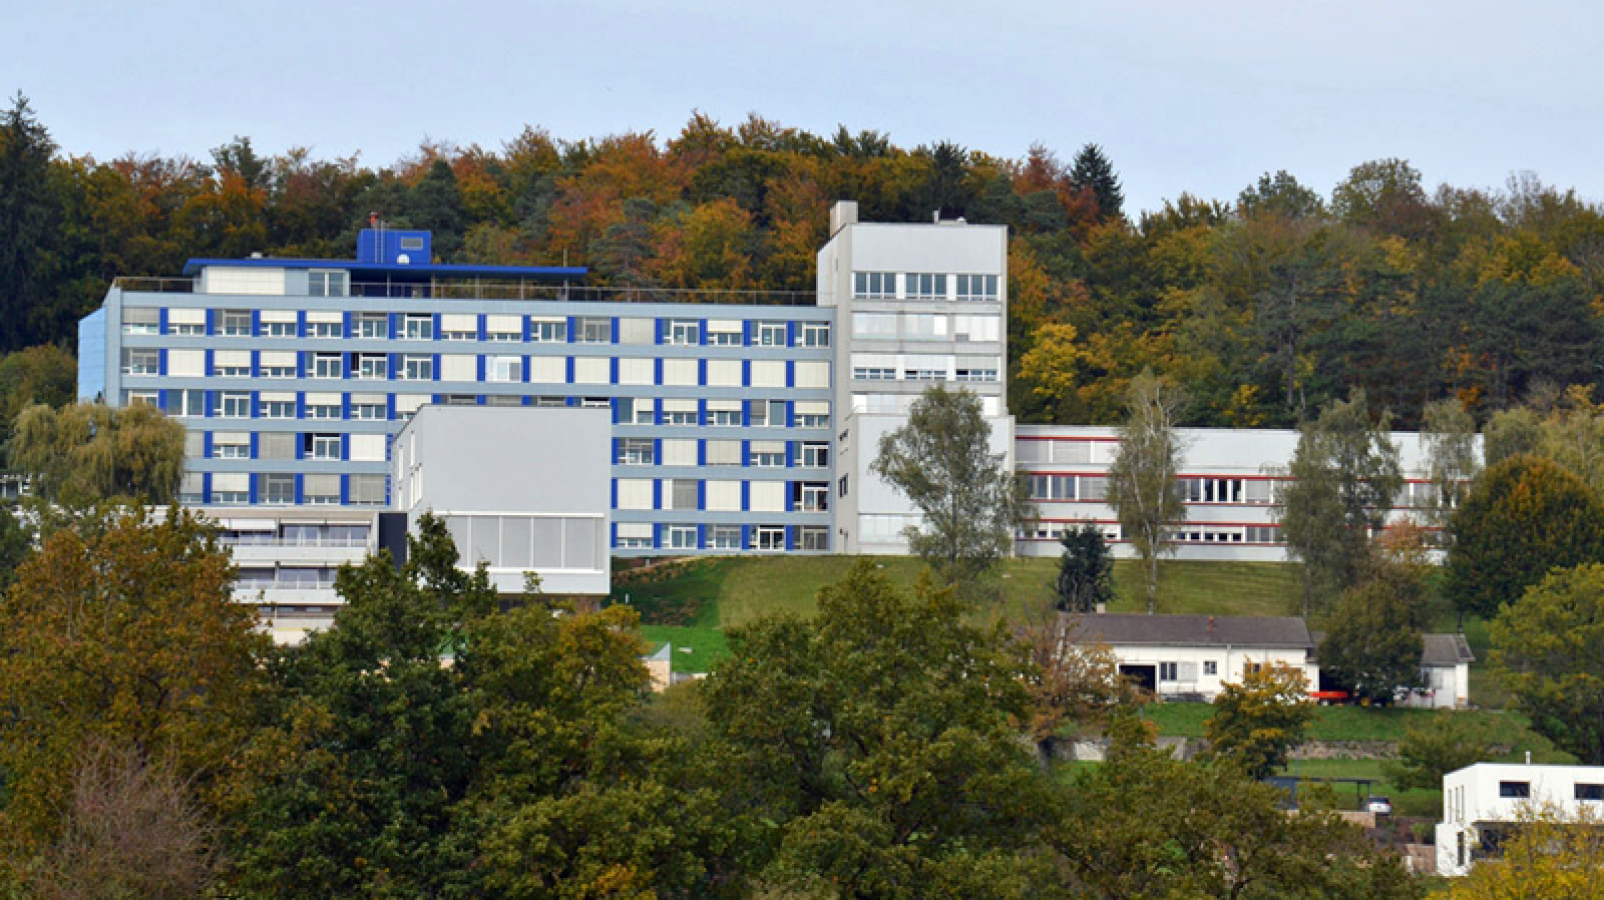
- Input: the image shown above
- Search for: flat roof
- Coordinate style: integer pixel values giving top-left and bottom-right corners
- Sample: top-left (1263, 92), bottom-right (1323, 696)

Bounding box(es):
top-left (181, 257), bottom-right (587, 279)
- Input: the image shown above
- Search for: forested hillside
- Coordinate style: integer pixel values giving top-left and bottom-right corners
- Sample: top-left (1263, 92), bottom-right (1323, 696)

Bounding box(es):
top-left (4, 95), bottom-right (1603, 429)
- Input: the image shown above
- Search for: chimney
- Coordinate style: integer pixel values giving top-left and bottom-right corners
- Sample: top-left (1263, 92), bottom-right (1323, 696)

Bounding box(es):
top-left (829, 200), bottom-right (859, 237)
top-left (1208, 616), bottom-right (1216, 635)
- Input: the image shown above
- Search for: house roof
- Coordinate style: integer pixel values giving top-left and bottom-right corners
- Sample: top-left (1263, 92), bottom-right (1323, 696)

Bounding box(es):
top-left (1066, 613), bottom-right (1313, 649)
top-left (1420, 633), bottom-right (1476, 667)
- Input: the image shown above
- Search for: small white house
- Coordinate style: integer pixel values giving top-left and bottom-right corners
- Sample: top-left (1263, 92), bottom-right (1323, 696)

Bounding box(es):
top-left (1403, 633), bottom-right (1474, 709)
top-left (1436, 763), bottom-right (1604, 876)
top-left (1066, 613), bottom-right (1318, 699)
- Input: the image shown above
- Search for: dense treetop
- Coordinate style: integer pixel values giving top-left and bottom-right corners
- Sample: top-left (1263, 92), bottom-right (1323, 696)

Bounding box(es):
top-left (5, 95), bottom-right (1604, 428)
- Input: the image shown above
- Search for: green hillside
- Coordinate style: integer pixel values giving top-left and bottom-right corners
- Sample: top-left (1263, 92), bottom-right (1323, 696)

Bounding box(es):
top-left (614, 555), bottom-right (1304, 673)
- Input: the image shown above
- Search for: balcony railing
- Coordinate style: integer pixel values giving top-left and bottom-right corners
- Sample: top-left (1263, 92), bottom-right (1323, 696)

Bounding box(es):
top-left (116, 277), bottom-right (817, 306)
top-left (220, 535), bottom-right (369, 549)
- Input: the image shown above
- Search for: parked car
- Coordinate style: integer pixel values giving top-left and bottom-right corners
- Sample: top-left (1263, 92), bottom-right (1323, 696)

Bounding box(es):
top-left (1366, 795), bottom-right (1392, 816)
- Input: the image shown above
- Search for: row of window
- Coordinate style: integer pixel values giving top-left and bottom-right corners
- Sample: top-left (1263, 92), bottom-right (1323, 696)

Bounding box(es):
top-left (192, 431), bottom-right (388, 463)
top-left (615, 479), bottom-right (830, 513)
top-left (124, 308), bottom-right (831, 347)
top-left (851, 272), bottom-right (1000, 302)
top-left (850, 312), bottom-right (1002, 342)
top-left (849, 353), bottom-right (1000, 383)
top-left (132, 390), bottom-right (833, 430)
top-left (1496, 780), bottom-right (1604, 801)
top-left (617, 438), bottom-right (829, 468)
top-left (1018, 521), bottom-right (1284, 545)
top-left (1028, 475), bottom-right (1279, 505)
top-left (181, 472), bottom-right (388, 506)
top-left (129, 348), bottom-right (832, 390)
top-left (616, 523), bottom-right (828, 552)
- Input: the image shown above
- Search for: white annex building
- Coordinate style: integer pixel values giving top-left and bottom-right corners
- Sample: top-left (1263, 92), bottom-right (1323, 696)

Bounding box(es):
top-left (1436, 763), bottom-right (1604, 876)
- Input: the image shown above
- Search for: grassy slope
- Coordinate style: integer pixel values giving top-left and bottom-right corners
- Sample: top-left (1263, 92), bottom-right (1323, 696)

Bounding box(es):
top-left (614, 555), bottom-right (1303, 673)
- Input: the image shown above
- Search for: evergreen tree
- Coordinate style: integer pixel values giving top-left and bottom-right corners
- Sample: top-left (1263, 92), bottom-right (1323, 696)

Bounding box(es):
top-left (1069, 143), bottom-right (1124, 221)
top-left (0, 93), bottom-right (59, 352)
top-left (1054, 523), bottom-right (1114, 613)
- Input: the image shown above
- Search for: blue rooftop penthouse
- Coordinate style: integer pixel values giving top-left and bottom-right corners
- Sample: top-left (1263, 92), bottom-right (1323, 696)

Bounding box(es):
top-left (79, 224), bottom-right (844, 556)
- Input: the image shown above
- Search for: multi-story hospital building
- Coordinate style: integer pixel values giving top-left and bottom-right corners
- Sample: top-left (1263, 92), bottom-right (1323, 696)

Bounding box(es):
top-left (78, 201), bottom-right (1444, 632)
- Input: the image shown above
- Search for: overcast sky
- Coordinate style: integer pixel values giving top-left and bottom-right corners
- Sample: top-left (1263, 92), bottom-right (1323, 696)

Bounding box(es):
top-left (7, 0), bottom-right (1600, 216)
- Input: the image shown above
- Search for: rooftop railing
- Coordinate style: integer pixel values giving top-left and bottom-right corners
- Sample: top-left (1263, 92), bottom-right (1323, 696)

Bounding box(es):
top-left (115, 277), bottom-right (818, 307)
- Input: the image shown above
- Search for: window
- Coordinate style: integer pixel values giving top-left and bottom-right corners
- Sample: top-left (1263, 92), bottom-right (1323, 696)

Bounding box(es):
top-left (662, 400), bottom-right (697, 426)
top-left (218, 310), bottom-right (251, 336)
top-left (798, 526), bottom-right (828, 551)
top-left (956, 273), bottom-right (999, 301)
top-left (307, 318), bottom-right (342, 339)
top-left (308, 270), bottom-right (349, 297)
top-left (402, 314), bottom-right (434, 340)
top-left (258, 352), bottom-right (296, 379)
top-left (1577, 784), bottom-right (1604, 801)
top-left (164, 389), bottom-right (205, 418)
top-left (305, 398), bottom-right (340, 420)
top-left (1028, 475), bottom-right (1078, 501)
top-left (618, 398), bottom-right (655, 425)
top-left (956, 366), bottom-right (998, 382)
top-left (354, 353), bottom-right (388, 379)
top-left (1499, 781), bottom-right (1531, 799)
top-left (853, 271), bottom-right (895, 299)
top-left (707, 401), bottom-right (741, 427)
top-left (217, 392), bottom-right (251, 418)
top-left (576, 317), bottom-right (612, 343)
top-left (488, 356), bottom-right (521, 382)
top-left (749, 400), bottom-right (783, 428)
top-left (486, 315), bottom-right (521, 342)
top-left (312, 353), bottom-right (342, 379)
top-left (755, 321), bottom-right (786, 346)
top-left (796, 482), bottom-right (829, 511)
top-left (353, 313), bottom-right (387, 340)
top-left (259, 432), bottom-right (294, 460)
top-left (121, 349), bottom-right (160, 375)
top-left (399, 236), bottom-right (424, 251)
top-left (211, 433), bottom-right (249, 458)
top-left (709, 525), bottom-right (741, 550)
top-left (1203, 661), bottom-right (1218, 676)
top-left (349, 474), bottom-right (387, 506)
top-left (618, 439), bottom-right (656, 465)
top-left (213, 350), bottom-right (251, 378)
top-left (666, 319), bottom-right (701, 345)
top-left (122, 307), bottom-right (160, 334)
top-left (1159, 662), bottom-right (1178, 682)
top-left (706, 320), bottom-right (742, 346)
top-left (795, 402), bottom-right (829, 429)
top-left (751, 526), bottom-right (785, 551)
top-left (1180, 478), bottom-right (1246, 504)
top-left (306, 433), bottom-right (341, 460)
top-left (615, 523), bottom-right (654, 550)
top-left (400, 355), bottom-right (434, 381)
top-left (257, 474), bottom-right (295, 504)
top-left (669, 479), bottom-right (698, 511)
top-left (751, 442), bottom-right (785, 467)
top-left (352, 399), bottom-right (386, 420)
top-left (440, 313), bottom-right (477, 341)
top-left (666, 525), bottom-right (697, 550)
top-left (800, 322), bottom-right (830, 347)
top-left (171, 320), bottom-right (204, 336)
top-left (443, 394), bottom-right (477, 406)
top-left (905, 272), bottom-right (947, 300)
top-left (530, 318), bottom-right (567, 342)
top-left (801, 442), bottom-right (829, 468)
top-left (262, 319), bottom-right (296, 338)
top-left (260, 396), bottom-right (295, 419)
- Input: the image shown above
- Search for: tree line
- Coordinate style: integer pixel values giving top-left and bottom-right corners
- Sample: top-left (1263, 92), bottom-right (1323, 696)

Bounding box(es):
top-left (6, 94), bottom-right (1604, 429)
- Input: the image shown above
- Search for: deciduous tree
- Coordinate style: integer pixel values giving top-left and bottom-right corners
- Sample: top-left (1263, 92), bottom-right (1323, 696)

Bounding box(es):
top-left (1489, 562), bottom-right (1604, 764)
top-left (871, 385), bottom-right (1026, 587)
top-left (1386, 716), bottom-right (1493, 792)
top-left (1205, 662), bottom-right (1315, 780)
top-left (1317, 572), bottom-right (1425, 705)
top-left (0, 509), bottom-right (266, 861)
top-left (701, 561), bottom-right (1051, 899)
top-left (1106, 369), bottom-right (1187, 613)
top-left (9, 401), bottom-right (186, 506)
top-left (1445, 454), bottom-right (1604, 624)
top-left (1276, 391), bottom-right (1403, 615)
top-left (1420, 397), bottom-right (1481, 531)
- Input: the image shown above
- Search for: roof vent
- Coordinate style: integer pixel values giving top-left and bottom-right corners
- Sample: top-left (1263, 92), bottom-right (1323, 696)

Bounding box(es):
top-left (250, 252), bottom-right (264, 259)
top-left (396, 253), bottom-right (411, 265)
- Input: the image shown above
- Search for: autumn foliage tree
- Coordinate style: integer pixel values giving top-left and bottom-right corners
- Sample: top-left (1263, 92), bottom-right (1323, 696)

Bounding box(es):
top-left (1204, 662), bottom-right (1316, 779)
top-left (0, 509), bottom-right (267, 864)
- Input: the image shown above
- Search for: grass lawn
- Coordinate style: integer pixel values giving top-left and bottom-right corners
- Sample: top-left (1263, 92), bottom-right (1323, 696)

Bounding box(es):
top-left (1276, 757), bottom-right (1440, 817)
top-left (640, 624), bottom-right (730, 675)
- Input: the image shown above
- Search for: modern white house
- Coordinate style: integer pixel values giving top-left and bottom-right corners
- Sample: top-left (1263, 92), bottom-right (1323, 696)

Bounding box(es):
top-left (1066, 613), bottom-right (1319, 698)
top-left (1436, 763), bottom-right (1604, 876)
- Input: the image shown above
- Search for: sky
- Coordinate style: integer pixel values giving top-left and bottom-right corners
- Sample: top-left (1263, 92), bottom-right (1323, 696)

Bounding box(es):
top-left (6, 0), bottom-right (1602, 217)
